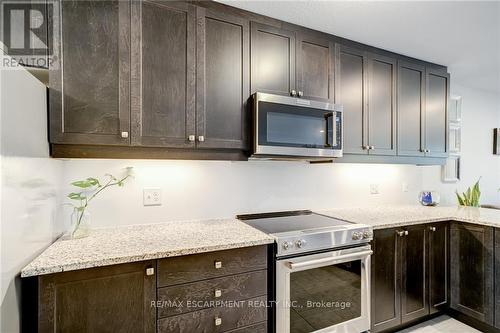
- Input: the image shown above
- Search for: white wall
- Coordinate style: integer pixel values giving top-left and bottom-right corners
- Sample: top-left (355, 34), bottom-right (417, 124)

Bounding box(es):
top-left (422, 83), bottom-right (500, 205)
top-left (0, 53), bottom-right (63, 332)
top-left (60, 160), bottom-right (422, 228)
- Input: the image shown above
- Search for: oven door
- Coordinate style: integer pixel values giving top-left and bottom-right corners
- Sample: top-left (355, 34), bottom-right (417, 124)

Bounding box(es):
top-left (276, 245), bottom-right (372, 333)
top-left (254, 93), bottom-right (342, 158)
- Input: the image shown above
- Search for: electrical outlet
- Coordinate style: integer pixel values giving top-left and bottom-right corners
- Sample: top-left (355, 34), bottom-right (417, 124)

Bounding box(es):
top-left (370, 184), bottom-right (379, 195)
top-left (143, 188), bottom-right (161, 206)
top-left (402, 182), bottom-right (409, 192)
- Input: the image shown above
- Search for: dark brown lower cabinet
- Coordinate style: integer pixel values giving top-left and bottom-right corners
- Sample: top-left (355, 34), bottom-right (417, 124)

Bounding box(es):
top-left (371, 227), bottom-right (401, 332)
top-left (36, 245), bottom-right (269, 332)
top-left (371, 223), bottom-right (448, 332)
top-left (429, 223), bottom-right (449, 313)
top-left (496, 228), bottom-right (500, 329)
top-left (38, 260), bottom-right (156, 332)
top-left (401, 225), bottom-right (429, 323)
top-left (450, 222), bottom-right (494, 325)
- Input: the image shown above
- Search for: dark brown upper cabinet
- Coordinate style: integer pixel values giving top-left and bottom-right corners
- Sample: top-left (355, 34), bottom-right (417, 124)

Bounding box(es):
top-left (450, 222), bottom-right (494, 325)
top-left (401, 224), bottom-right (429, 323)
top-left (38, 261), bottom-right (156, 332)
top-left (429, 223), bottom-right (449, 314)
top-left (295, 31), bottom-right (334, 101)
top-left (335, 45), bottom-right (396, 156)
top-left (425, 68), bottom-right (449, 158)
top-left (250, 22), bottom-right (296, 96)
top-left (367, 53), bottom-right (397, 156)
top-left (130, 1), bottom-right (196, 148)
top-left (49, 0), bottom-right (131, 145)
top-left (397, 61), bottom-right (426, 157)
top-left (196, 7), bottom-right (250, 150)
top-left (335, 44), bottom-right (367, 155)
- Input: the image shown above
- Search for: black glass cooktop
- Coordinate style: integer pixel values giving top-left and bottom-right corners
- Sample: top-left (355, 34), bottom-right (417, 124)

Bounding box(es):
top-left (237, 210), bottom-right (352, 235)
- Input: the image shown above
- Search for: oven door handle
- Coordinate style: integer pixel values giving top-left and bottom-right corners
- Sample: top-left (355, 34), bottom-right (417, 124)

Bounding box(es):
top-left (286, 250), bottom-right (373, 270)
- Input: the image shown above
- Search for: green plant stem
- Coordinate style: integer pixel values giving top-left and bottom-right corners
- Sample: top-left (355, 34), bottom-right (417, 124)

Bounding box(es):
top-left (72, 174), bottom-right (131, 236)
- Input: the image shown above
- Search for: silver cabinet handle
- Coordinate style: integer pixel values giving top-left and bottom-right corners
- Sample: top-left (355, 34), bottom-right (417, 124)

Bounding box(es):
top-left (214, 261), bottom-right (222, 269)
top-left (370, 146), bottom-right (375, 150)
top-left (429, 226), bottom-right (436, 232)
top-left (298, 91), bottom-right (303, 97)
top-left (362, 145), bottom-right (369, 150)
top-left (396, 230), bottom-right (405, 237)
top-left (290, 90), bottom-right (297, 97)
top-left (188, 135), bottom-right (195, 142)
top-left (404, 230), bottom-right (409, 236)
top-left (198, 136), bottom-right (205, 142)
top-left (121, 131), bottom-right (129, 138)
top-left (145, 267), bottom-right (155, 276)
top-left (215, 317), bottom-right (222, 326)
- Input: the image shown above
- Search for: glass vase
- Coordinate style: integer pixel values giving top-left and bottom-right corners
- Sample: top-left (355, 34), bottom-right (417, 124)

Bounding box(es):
top-left (71, 209), bottom-right (91, 239)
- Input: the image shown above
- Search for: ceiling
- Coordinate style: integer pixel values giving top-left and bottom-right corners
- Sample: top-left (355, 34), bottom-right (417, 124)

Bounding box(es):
top-left (218, 0), bottom-right (500, 94)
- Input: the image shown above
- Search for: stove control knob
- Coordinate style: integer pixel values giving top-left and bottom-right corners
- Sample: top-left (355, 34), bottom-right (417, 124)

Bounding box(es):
top-left (363, 230), bottom-right (373, 239)
top-left (295, 239), bottom-right (307, 248)
top-left (282, 241), bottom-right (291, 250)
top-left (352, 232), bottom-right (363, 240)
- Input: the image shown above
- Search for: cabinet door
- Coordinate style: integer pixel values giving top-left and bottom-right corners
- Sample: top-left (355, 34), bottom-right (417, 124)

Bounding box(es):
top-left (401, 225), bottom-right (429, 323)
top-left (131, 1), bottom-right (196, 148)
top-left (450, 222), bottom-right (494, 325)
top-left (367, 53), bottom-right (397, 156)
top-left (250, 22), bottom-right (295, 96)
top-left (196, 8), bottom-right (250, 150)
top-left (371, 228), bottom-right (401, 332)
top-left (429, 223), bottom-right (449, 314)
top-left (495, 228), bottom-right (500, 329)
top-left (397, 61), bottom-right (425, 157)
top-left (335, 44), bottom-right (367, 155)
top-left (425, 68), bottom-right (449, 158)
top-left (50, 0), bottom-right (130, 145)
top-left (39, 261), bottom-right (156, 332)
top-left (296, 31), bottom-right (334, 101)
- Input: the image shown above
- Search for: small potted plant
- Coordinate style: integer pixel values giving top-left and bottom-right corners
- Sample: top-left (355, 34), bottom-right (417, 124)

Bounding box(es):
top-left (67, 167), bottom-right (133, 239)
top-left (456, 179), bottom-right (481, 207)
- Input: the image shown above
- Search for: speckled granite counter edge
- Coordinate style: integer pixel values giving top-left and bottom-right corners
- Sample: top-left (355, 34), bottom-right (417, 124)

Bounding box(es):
top-left (21, 238), bottom-right (274, 277)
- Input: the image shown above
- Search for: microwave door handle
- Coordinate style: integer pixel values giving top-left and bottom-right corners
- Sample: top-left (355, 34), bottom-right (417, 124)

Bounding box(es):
top-left (324, 112), bottom-right (336, 147)
top-left (287, 250), bottom-right (373, 270)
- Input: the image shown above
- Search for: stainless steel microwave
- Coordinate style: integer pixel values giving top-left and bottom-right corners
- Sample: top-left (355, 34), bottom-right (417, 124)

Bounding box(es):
top-left (252, 92), bottom-right (343, 159)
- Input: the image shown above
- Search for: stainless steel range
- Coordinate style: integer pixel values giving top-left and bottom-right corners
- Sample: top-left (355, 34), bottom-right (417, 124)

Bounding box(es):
top-left (238, 210), bottom-right (373, 333)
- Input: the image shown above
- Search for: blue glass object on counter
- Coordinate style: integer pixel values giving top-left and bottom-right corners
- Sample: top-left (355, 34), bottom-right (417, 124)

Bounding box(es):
top-left (419, 191), bottom-right (440, 206)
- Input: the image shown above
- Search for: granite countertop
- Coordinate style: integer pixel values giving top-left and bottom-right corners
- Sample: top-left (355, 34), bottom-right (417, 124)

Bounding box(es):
top-left (318, 205), bottom-right (500, 229)
top-left (21, 218), bottom-right (275, 277)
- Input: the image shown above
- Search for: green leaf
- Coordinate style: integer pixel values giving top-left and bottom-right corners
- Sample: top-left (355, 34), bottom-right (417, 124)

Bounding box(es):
top-left (71, 180), bottom-right (94, 188)
top-left (86, 177), bottom-right (100, 186)
top-left (67, 192), bottom-right (86, 200)
top-left (456, 192), bottom-right (465, 206)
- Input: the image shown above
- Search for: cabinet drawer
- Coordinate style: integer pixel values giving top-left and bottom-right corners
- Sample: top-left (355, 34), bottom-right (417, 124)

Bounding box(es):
top-left (158, 270), bottom-right (267, 318)
top-left (157, 295), bottom-right (267, 333)
top-left (157, 246), bottom-right (267, 287)
top-left (225, 322), bottom-right (267, 333)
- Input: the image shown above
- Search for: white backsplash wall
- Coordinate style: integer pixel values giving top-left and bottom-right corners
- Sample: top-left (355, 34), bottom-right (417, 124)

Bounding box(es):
top-left (61, 159), bottom-right (422, 228)
top-left (0, 52), bottom-right (63, 332)
top-left (422, 83), bottom-right (500, 206)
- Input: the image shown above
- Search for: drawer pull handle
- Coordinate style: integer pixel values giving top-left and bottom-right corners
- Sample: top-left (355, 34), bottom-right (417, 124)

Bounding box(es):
top-left (215, 317), bottom-right (222, 326)
top-left (214, 261), bottom-right (222, 269)
top-left (214, 289), bottom-right (222, 298)
top-left (430, 226), bottom-right (436, 232)
top-left (145, 267), bottom-right (155, 276)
